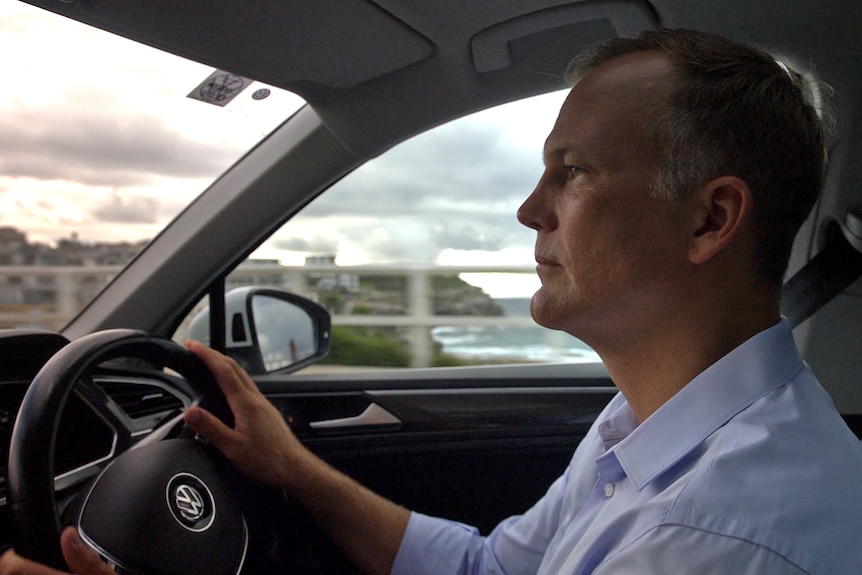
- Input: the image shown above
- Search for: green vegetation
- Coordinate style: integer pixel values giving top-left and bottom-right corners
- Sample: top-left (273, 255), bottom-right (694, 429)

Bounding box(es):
top-left (430, 274), bottom-right (468, 290)
top-left (360, 275), bottom-right (407, 292)
top-left (321, 326), bottom-right (410, 367)
top-left (317, 273), bottom-right (502, 368)
top-left (321, 325), bottom-right (472, 368)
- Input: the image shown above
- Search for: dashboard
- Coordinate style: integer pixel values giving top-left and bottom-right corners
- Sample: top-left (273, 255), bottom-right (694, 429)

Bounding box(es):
top-left (0, 330), bottom-right (192, 546)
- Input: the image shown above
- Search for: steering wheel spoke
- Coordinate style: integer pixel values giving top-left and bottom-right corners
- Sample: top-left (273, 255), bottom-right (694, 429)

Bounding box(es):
top-left (72, 377), bottom-right (136, 450)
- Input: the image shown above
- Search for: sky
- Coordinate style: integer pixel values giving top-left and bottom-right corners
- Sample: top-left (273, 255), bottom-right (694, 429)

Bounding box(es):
top-left (0, 2), bottom-right (302, 246)
top-left (0, 2), bottom-right (568, 297)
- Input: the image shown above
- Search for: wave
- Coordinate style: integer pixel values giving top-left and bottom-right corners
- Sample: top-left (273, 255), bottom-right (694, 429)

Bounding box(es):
top-left (431, 323), bottom-right (599, 363)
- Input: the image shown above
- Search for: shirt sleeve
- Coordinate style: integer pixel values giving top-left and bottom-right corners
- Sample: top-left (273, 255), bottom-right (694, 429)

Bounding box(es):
top-left (390, 468), bottom-right (572, 575)
top-left (594, 524), bottom-right (809, 575)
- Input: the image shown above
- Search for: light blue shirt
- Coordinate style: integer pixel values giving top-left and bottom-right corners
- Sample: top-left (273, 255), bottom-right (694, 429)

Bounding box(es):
top-left (391, 319), bottom-right (862, 575)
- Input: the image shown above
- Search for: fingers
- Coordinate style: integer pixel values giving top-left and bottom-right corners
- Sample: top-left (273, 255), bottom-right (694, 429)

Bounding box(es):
top-left (184, 340), bottom-right (256, 395)
top-left (0, 530), bottom-right (113, 575)
top-left (60, 529), bottom-right (113, 575)
top-left (0, 548), bottom-right (64, 575)
top-left (182, 340), bottom-right (298, 488)
top-left (183, 405), bottom-right (239, 453)
top-left (182, 341), bottom-right (256, 459)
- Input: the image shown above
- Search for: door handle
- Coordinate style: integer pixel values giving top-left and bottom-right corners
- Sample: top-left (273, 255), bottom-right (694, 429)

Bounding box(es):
top-left (309, 402), bottom-right (401, 429)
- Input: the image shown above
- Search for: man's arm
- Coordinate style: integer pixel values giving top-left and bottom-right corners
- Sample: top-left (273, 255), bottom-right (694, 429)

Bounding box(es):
top-left (0, 341), bottom-right (410, 575)
top-left (593, 525), bottom-right (809, 575)
top-left (184, 340), bottom-right (568, 575)
top-left (182, 340), bottom-right (410, 575)
top-left (0, 340), bottom-right (575, 575)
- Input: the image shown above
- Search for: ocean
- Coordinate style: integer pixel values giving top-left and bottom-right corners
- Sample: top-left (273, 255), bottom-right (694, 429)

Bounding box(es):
top-left (431, 298), bottom-right (600, 363)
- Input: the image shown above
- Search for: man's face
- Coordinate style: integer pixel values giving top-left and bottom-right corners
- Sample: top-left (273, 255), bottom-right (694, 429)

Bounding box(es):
top-left (517, 51), bottom-right (694, 347)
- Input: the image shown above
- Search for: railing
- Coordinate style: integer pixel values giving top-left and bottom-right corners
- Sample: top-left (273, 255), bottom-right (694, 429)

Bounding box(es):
top-left (0, 265), bottom-right (121, 331)
top-left (0, 264), bottom-right (539, 367)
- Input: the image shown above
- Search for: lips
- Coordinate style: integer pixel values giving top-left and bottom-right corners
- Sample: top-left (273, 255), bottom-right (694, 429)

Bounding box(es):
top-left (535, 255), bottom-right (559, 266)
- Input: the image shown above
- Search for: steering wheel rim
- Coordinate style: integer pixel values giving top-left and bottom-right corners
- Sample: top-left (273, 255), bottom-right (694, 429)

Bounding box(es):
top-left (7, 329), bottom-right (241, 572)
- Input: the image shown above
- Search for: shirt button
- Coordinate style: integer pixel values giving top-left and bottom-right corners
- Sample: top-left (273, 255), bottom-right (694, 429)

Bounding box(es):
top-left (604, 482), bottom-right (615, 498)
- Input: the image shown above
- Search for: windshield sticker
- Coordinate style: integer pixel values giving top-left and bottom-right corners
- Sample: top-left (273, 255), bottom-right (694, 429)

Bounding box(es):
top-left (188, 69), bottom-right (252, 107)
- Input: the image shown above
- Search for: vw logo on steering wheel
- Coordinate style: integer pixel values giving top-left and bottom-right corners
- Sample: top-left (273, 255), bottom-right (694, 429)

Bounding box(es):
top-left (166, 473), bottom-right (216, 532)
top-left (175, 484), bottom-right (206, 521)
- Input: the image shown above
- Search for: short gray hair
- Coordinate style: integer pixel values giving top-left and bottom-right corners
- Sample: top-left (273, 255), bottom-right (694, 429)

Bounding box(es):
top-left (566, 29), bottom-right (830, 286)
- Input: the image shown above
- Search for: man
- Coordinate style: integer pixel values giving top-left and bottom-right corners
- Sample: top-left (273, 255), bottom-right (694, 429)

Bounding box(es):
top-left (2, 28), bottom-right (861, 575)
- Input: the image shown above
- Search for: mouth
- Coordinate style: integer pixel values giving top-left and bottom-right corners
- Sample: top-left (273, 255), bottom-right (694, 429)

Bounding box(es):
top-left (535, 255), bottom-right (559, 266)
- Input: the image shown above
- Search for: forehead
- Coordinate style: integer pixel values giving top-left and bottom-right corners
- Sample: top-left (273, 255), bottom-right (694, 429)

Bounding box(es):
top-left (544, 51), bottom-right (675, 159)
top-left (573, 50), bottom-right (676, 100)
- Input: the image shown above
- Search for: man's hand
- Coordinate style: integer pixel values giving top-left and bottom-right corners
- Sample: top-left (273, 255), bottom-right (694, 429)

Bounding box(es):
top-left (182, 340), bottom-right (309, 490)
top-left (0, 528), bottom-right (112, 575)
top-left (0, 343), bottom-right (312, 575)
top-left (0, 343), bottom-right (408, 575)
top-left (184, 340), bottom-right (410, 575)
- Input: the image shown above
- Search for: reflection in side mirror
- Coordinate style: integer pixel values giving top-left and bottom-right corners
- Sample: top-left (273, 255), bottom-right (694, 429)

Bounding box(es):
top-left (187, 287), bottom-right (331, 375)
top-left (252, 293), bottom-right (321, 371)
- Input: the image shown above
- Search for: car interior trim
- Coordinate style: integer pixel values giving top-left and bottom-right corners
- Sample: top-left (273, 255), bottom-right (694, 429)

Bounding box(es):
top-left (471, 0), bottom-right (659, 73)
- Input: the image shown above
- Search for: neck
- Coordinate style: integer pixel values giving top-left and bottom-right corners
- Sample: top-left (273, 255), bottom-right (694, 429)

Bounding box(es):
top-left (586, 296), bottom-right (780, 423)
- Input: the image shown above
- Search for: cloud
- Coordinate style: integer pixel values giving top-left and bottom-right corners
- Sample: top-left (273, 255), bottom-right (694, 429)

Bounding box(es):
top-left (92, 191), bottom-right (161, 224)
top-left (267, 105), bottom-right (553, 264)
top-left (0, 98), bottom-right (242, 187)
top-left (271, 206), bottom-right (535, 266)
top-left (301, 121), bottom-right (541, 221)
top-left (271, 235), bottom-right (339, 253)
top-left (3, 0), bottom-right (566, 270)
top-left (10, 194), bottom-right (81, 227)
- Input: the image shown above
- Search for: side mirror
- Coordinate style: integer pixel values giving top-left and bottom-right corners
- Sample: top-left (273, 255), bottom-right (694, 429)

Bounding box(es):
top-left (187, 287), bottom-right (331, 375)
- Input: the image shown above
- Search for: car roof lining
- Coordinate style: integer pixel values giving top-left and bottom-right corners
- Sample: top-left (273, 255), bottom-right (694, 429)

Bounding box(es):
top-left (59, 0), bottom-right (436, 91)
top-left (470, 1), bottom-right (657, 73)
top-left (20, 1), bottom-right (653, 90)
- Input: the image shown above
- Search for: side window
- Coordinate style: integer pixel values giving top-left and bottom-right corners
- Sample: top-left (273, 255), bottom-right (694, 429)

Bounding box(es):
top-left (222, 90), bottom-right (598, 369)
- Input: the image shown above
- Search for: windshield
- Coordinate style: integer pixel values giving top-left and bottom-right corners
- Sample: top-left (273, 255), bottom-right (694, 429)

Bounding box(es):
top-left (0, 2), bottom-right (304, 330)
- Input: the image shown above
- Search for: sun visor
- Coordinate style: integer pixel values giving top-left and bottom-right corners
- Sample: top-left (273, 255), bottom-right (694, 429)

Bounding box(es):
top-left (68, 0), bottom-right (434, 89)
top-left (471, 1), bottom-right (659, 75)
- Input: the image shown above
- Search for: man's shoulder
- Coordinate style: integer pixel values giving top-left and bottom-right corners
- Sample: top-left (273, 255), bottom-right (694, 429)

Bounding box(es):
top-left (662, 372), bottom-right (862, 574)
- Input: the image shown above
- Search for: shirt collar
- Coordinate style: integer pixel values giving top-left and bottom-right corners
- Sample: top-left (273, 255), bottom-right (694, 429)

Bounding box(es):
top-left (603, 318), bottom-right (804, 491)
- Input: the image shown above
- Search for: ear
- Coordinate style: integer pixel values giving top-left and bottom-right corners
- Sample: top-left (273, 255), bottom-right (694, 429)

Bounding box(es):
top-left (688, 176), bottom-right (753, 265)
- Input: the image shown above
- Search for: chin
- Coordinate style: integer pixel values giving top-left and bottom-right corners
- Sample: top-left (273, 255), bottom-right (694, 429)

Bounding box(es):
top-left (529, 289), bottom-right (598, 342)
top-left (529, 290), bottom-right (569, 331)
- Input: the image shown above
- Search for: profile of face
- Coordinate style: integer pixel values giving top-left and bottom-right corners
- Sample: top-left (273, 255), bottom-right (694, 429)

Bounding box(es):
top-left (517, 51), bottom-right (695, 347)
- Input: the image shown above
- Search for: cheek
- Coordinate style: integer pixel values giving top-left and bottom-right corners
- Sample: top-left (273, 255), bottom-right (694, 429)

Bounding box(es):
top-left (561, 207), bottom-right (662, 296)
top-left (560, 209), bottom-right (627, 275)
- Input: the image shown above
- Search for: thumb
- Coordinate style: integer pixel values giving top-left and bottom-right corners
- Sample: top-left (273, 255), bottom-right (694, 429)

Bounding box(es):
top-left (60, 528), bottom-right (113, 575)
top-left (184, 405), bottom-right (238, 453)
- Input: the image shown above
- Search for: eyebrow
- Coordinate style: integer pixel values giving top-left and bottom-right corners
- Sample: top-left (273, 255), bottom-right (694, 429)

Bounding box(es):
top-left (542, 141), bottom-right (582, 165)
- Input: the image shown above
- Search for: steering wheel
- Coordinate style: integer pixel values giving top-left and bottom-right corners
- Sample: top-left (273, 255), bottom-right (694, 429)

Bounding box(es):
top-left (7, 329), bottom-right (249, 575)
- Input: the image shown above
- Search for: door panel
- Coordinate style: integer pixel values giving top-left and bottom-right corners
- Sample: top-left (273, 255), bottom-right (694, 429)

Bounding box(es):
top-left (256, 363), bottom-right (616, 533)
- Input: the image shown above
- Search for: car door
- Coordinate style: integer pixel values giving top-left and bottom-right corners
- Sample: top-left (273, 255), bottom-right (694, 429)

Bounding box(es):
top-left (255, 364), bottom-right (616, 535)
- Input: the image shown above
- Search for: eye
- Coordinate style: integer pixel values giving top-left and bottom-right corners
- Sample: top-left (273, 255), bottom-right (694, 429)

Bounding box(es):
top-left (568, 165), bottom-right (584, 178)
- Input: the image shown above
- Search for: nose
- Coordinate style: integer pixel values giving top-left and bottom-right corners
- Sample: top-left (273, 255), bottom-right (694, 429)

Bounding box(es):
top-left (517, 171), bottom-right (556, 231)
